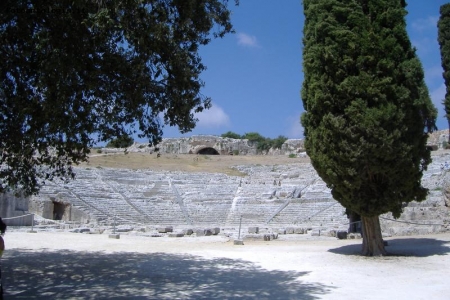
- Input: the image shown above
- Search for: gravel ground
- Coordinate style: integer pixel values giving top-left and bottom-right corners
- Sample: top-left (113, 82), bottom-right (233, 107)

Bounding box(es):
top-left (1, 231), bottom-right (450, 299)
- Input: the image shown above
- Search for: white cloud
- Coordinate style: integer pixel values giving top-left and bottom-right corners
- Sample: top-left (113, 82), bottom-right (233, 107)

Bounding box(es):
top-left (412, 16), bottom-right (439, 32)
top-left (237, 32), bottom-right (260, 48)
top-left (285, 114), bottom-right (304, 139)
top-left (195, 104), bottom-right (230, 128)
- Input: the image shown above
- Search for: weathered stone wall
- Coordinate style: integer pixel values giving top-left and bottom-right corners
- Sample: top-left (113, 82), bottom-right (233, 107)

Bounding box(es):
top-left (102, 135), bottom-right (305, 156)
top-left (0, 192), bottom-right (33, 226)
top-left (99, 130), bottom-right (446, 156)
top-left (28, 194), bottom-right (92, 224)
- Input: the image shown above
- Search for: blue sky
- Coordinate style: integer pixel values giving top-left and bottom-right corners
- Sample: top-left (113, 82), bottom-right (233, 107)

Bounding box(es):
top-left (161, 0), bottom-right (448, 140)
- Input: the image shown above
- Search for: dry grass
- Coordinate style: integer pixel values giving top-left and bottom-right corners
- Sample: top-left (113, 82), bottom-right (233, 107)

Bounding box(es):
top-left (82, 152), bottom-right (310, 176)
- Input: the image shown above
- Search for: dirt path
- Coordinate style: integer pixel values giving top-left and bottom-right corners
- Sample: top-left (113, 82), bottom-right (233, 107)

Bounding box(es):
top-left (2, 231), bottom-right (450, 299)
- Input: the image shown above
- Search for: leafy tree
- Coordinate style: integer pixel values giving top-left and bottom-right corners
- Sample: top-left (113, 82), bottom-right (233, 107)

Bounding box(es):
top-left (0, 0), bottom-right (237, 195)
top-left (242, 132), bottom-right (265, 144)
top-left (221, 132), bottom-right (288, 152)
top-left (438, 3), bottom-right (450, 143)
top-left (106, 135), bottom-right (134, 148)
top-left (242, 132), bottom-right (267, 153)
top-left (221, 131), bottom-right (242, 139)
top-left (301, 0), bottom-right (436, 256)
top-left (272, 135), bottom-right (288, 149)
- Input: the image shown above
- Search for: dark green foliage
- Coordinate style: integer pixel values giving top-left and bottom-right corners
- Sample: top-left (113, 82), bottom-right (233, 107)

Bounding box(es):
top-left (439, 4), bottom-right (450, 142)
top-left (301, 0), bottom-right (436, 218)
top-left (272, 135), bottom-right (288, 149)
top-left (242, 132), bottom-right (266, 143)
top-left (106, 135), bottom-right (134, 148)
top-left (0, 0), bottom-right (236, 195)
top-left (221, 132), bottom-right (288, 152)
top-left (242, 132), bottom-right (268, 153)
top-left (221, 131), bottom-right (242, 139)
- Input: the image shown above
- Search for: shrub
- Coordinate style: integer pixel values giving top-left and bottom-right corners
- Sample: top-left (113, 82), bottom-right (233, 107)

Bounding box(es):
top-left (106, 135), bottom-right (134, 148)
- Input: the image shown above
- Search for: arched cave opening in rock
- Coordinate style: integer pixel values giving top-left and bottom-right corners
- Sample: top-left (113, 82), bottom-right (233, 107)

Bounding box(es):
top-left (197, 147), bottom-right (220, 155)
top-left (53, 202), bottom-right (67, 220)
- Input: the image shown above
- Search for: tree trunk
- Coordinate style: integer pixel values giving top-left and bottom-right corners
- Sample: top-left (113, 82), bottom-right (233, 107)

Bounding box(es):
top-left (361, 215), bottom-right (387, 256)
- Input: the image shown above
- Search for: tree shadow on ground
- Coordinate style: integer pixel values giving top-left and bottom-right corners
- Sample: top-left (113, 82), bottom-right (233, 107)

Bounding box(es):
top-left (328, 238), bottom-right (450, 257)
top-left (2, 249), bottom-right (334, 299)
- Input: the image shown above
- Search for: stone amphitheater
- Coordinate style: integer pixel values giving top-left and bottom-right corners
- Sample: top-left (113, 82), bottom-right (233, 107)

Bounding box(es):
top-left (3, 132), bottom-right (450, 239)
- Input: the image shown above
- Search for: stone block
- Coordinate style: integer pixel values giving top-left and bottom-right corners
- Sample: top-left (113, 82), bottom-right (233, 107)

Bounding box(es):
top-left (348, 233), bottom-right (362, 239)
top-left (196, 228), bottom-right (212, 236)
top-left (157, 226), bottom-right (173, 233)
top-left (337, 231), bottom-right (348, 240)
top-left (183, 229), bottom-right (194, 235)
top-left (168, 233), bottom-right (185, 238)
top-left (109, 234), bottom-right (120, 239)
top-left (195, 229), bottom-right (206, 236)
top-left (294, 227), bottom-right (305, 234)
top-left (286, 227), bottom-right (295, 234)
top-left (248, 226), bottom-right (259, 234)
top-left (234, 240), bottom-right (244, 245)
top-left (326, 230), bottom-right (336, 237)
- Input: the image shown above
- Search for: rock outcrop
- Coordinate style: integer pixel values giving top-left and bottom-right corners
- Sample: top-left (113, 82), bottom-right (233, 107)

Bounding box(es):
top-left (103, 135), bottom-right (305, 156)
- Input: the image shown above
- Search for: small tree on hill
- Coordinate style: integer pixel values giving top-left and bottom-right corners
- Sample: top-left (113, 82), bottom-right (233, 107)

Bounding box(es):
top-left (301, 0), bottom-right (436, 255)
top-left (438, 3), bottom-right (450, 143)
top-left (221, 131), bottom-right (242, 139)
top-left (106, 135), bottom-right (134, 148)
top-left (272, 135), bottom-right (288, 149)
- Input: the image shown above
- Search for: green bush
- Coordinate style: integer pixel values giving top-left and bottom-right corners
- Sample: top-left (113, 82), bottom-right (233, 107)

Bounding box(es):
top-left (106, 135), bottom-right (134, 148)
top-left (221, 131), bottom-right (288, 153)
top-left (221, 131), bottom-right (242, 139)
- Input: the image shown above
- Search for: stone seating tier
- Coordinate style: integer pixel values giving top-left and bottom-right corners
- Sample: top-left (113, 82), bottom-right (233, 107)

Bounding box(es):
top-left (29, 153), bottom-right (450, 235)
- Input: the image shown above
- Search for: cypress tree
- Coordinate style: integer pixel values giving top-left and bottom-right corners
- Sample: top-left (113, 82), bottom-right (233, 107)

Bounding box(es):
top-left (301, 0), bottom-right (436, 255)
top-left (438, 4), bottom-right (450, 143)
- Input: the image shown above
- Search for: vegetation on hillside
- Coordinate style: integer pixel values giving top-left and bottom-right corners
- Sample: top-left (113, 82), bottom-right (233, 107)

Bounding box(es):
top-left (221, 131), bottom-right (288, 152)
top-left (106, 135), bottom-right (134, 148)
